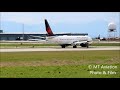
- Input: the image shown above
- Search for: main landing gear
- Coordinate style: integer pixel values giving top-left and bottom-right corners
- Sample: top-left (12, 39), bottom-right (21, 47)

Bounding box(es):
top-left (61, 45), bottom-right (66, 48)
top-left (80, 43), bottom-right (89, 48)
top-left (73, 45), bottom-right (77, 48)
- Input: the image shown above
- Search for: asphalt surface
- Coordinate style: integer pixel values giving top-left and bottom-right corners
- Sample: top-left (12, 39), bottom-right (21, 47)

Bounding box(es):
top-left (0, 46), bottom-right (119, 52)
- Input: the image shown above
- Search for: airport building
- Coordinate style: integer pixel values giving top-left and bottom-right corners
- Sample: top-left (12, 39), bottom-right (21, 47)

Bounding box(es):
top-left (0, 32), bottom-right (88, 41)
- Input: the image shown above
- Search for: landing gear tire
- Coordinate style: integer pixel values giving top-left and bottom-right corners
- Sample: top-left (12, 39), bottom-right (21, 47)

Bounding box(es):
top-left (80, 43), bottom-right (89, 48)
top-left (86, 43), bottom-right (89, 48)
top-left (61, 45), bottom-right (65, 48)
top-left (73, 45), bottom-right (77, 48)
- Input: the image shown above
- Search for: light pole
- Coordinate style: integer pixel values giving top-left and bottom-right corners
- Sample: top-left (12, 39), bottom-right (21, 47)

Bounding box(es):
top-left (119, 12), bottom-right (120, 39)
top-left (0, 12), bottom-right (1, 30)
top-left (22, 23), bottom-right (24, 40)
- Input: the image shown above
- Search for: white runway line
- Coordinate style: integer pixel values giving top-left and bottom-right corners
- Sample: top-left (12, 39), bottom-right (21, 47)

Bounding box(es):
top-left (0, 46), bottom-right (119, 52)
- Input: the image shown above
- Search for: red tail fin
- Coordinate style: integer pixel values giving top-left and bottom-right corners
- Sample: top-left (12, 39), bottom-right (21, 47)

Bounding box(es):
top-left (45, 19), bottom-right (54, 36)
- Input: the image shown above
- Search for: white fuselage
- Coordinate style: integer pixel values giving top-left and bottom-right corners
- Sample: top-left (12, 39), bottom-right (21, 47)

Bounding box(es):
top-left (46, 36), bottom-right (92, 45)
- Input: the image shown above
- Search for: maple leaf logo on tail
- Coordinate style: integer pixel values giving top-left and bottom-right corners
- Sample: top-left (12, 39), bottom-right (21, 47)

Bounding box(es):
top-left (45, 19), bottom-right (54, 36)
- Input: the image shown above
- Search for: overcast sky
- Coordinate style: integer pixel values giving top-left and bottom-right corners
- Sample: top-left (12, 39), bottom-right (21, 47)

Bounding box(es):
top-left (0, 12), bottom-right (119, 38)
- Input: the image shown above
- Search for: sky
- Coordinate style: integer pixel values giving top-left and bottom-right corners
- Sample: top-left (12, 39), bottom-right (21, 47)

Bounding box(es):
top-left (0, 12), bottom-right (120, 38)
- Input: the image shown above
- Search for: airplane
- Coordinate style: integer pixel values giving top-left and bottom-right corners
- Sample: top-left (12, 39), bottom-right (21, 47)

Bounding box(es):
top-left (45, 19), bottom-right (93, 48)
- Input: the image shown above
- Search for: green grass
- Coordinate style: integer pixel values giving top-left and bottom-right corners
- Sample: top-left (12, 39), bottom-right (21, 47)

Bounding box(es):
top-left (0, 43), bottom-right (57, 46)
top-left (1, 65), bottom-right (119, 78)
top-left (0, 43), bottom-right (57, 48)
top-left (0, 51), bottom-right (119, 62)
top-left (92, 43), bottom-right (120, 46)
top-left (0, 50), bottom-right (120, 78)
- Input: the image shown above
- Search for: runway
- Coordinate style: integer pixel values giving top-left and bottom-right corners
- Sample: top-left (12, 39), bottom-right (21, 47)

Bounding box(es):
top-left (0, 46), bottom-right (119, 52)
